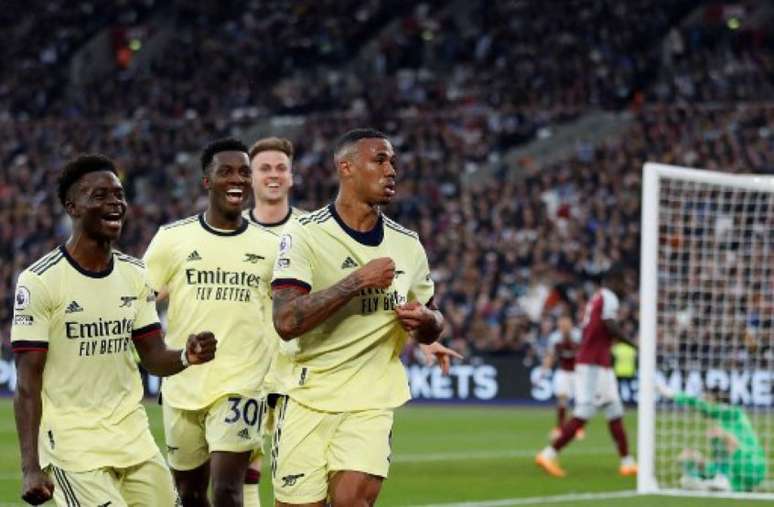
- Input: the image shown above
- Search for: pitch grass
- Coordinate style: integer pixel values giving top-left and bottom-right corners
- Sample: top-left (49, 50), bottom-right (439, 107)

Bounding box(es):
top-left (0, 399), bottom-right (754, 506)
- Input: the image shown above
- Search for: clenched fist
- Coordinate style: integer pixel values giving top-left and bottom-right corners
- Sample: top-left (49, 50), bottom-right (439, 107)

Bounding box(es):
top-left (21, 468), bottom-right (53, 505)
top-left (355, 257), bottom-right (395, 290)
top-left (185, 331), bottom-right (217, 364)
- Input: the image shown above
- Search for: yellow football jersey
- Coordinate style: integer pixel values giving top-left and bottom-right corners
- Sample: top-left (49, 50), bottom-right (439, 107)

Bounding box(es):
top-left (270, 204), bottom-right (435, 412)
top-left (242, 206), bottom-right (304, 231)
top-left (245, 207), bottom-right (307, 396)
top-left (143, 215), bottom-right (278, 410)
top-left (11, 247), bottom-right (161, 472)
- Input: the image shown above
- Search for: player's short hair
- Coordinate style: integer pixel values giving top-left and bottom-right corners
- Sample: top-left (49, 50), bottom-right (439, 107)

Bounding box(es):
top-left (200, 137), bottom-right (249, 173)
top-left (600, 264), bottom-right (626, 284)
top-left (57, 154), bottom-right (118, 206)
top-left (333, 128), bottom-right (389, 160)
top-left (249, 137), bottom-right (294, 161)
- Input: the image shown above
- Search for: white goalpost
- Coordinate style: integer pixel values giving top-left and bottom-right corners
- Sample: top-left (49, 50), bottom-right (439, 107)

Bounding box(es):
top-left (638, 162), bottom-right (774, 500)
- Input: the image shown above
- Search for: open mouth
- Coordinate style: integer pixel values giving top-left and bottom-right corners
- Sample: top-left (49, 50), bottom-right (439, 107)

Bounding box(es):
top-left (264, 182), bottom-right (284, 194)
top-left (226, 188), bottom-right (244, 204)
top-left (102, 211), bottom-right (123, 228)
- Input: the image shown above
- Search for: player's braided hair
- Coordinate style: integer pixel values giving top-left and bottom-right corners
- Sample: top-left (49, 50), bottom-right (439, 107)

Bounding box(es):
top-left (56, 153), bottom-right (118, 206)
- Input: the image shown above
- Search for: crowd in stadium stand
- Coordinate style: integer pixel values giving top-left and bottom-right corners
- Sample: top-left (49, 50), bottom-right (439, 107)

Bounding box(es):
top-left (0, 0), bottom-right (160, 119)
top-left (2, 0), bottom-right (774, 368)
top-left (61, 0), bottom-right (413, 119)
top-left (650, 23), bottom-right (774, 103)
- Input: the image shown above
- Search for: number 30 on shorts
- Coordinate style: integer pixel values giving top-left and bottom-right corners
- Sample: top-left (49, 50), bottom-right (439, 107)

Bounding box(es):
top-left (224, 396), bottom-right (263, 429)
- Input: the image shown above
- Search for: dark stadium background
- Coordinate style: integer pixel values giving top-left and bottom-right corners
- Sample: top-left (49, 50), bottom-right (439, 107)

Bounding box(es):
top-left (1, 1), bottom-right (772, 505)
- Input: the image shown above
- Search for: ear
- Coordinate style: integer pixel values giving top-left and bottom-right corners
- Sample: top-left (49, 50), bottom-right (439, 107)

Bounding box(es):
top-left (202, 174), bottom-right (211, 190)
top-left (64, 199), bottom-right (78, 218)
top-left (63, 185), bottom-right (80, 217)
top-left (338, 159), bottom-right (352, 179)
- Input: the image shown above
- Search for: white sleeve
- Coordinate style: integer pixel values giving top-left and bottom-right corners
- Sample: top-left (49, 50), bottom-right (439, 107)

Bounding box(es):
top-left (601, 288), bottom-right (620, 320)
top-left (571, 328), bottom-right (582, 343)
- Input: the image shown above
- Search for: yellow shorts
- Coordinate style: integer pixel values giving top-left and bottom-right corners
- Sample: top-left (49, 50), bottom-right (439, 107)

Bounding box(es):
top-left (46, 452), bottom-right (178, 507)
top-left (163, 393), bottom-right (265, 471)
top-left (271, 396), bottom-right (394, 504)
top-left (249, 393), bottom-right (282, 462)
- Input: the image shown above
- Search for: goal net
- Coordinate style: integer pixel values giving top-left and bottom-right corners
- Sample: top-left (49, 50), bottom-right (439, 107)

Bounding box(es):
top-left (638, 163), bottom-right (774, 499)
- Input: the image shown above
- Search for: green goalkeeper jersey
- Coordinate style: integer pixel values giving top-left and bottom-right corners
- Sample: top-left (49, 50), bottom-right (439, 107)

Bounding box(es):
top-left (675, 393), bottom-right (761, 452)
top-left (675, 393), bottom-right (767, 491)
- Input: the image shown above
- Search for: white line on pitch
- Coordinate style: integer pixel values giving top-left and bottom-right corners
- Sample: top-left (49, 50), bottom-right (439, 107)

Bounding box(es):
top-left (393, 447), bottom-right (610, 463)
top-left (0, 448), bottom-right (609, 480)
top-left (406, 490), bottom-right (638, 507)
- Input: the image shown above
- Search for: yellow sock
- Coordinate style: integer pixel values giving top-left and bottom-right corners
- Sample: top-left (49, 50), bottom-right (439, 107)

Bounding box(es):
top-left (243, 483), bottom-right (260, 507)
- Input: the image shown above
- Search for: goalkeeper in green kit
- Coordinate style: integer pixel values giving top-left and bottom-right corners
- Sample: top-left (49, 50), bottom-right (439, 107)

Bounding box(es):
top-left (660, 385), bottom-right (767, 492)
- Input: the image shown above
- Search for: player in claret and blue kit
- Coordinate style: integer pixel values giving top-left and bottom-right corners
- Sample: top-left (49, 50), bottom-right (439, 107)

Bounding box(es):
top-left (540, 315), bottom-right (584, 440)
top-left (536, 268), bottom-right (638, 478)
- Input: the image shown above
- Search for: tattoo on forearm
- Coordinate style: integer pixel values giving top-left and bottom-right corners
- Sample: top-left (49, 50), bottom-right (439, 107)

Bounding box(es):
top-left (415, 308), bottom-right (444, 343)
top-left (407, 299), bottom-right (444, 344)
top-left (273, 275), bottom-right (361, 339)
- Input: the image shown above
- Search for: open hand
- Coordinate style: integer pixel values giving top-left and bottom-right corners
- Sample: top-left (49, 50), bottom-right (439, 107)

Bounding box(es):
top-left (185, 331), bottom-right (217, 364)
top-left (21, 468), bottom-right (53, 505)
top-left (419, 341), bottom-right (464, 375)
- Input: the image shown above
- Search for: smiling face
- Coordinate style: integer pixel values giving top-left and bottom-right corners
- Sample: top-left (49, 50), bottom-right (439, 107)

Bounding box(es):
top-left (65, 170), bottom-right (127, 242)
top-left (203, 150), bottom-right (252, 220)
top-left (250, 149), bottom-right (292, 205)
top-left (341, 137), bottom-right (397, 206)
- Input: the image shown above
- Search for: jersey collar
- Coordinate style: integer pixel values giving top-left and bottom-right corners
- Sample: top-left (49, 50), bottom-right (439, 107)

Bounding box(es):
top-left (249, 207), bottom-right (292, 228)
top-left (198, 214), bottom-right (248, 236)
top-left (60, 245), bottom-right (115, 278)
top-left (328, 203), bottom-right (384, 246)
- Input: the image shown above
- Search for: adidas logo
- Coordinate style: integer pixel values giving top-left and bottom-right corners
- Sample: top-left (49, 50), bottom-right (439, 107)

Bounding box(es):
top-left (237, 428), bottom-right (250, 440)
top-left (65, 301), bottom-right (83, 313)
top-left (186, 250), bottom-right (202, 262)
top-left (341, 256), bottom-right (358, 269)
